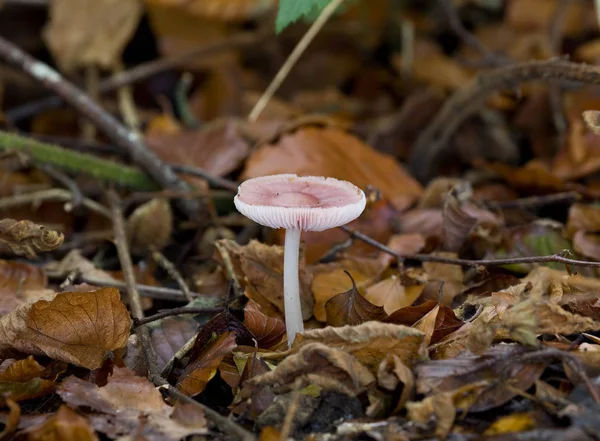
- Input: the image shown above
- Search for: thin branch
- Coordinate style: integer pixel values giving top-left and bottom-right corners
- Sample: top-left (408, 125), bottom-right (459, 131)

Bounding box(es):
top-left (132, 306), bottom-right (224, 328)
top-left (248, 0), bottom-right (345, 121)
top-left (409, 60), bottom-right (600, 182)
top-left (161, 385), bottom-right (257, 441)
top-left (6, 31), bottom-right (266, 123)
top-left (170, 164), bottom-right (238, 192)
top-left (340, 226), bottom-right (600, 268)
top-left (38, 164), bottom-right (84, 211)
top-left (108, 190), bottom-right (162, 384)
top-left (151, 249), bottom-right (193, 302)
top-left (483, 191), bottom-right (582, 211)
top-left (0, 36), bottom-right (199, 218)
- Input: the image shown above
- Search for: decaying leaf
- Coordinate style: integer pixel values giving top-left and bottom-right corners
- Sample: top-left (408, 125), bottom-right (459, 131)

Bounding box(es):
top-left (44, 0), bottom-right (142, 71)
top-left (177, 331), bottom-right (237, 397)
top-left (244, 300), bottom-right (286, 348)
top-left (251, 342), bottom-right (375, 396)
top-left (126, 198), bottom-right (173, 254)
top-left (59, 368), bottom-right (207, 441)
top-left (377, 354), bottom-right (415, 413)
top-left (25, 405), bottom-right (99, 441)
top-left (0, 288), bottom-right (130, 369)
top-left (217, 239), bottom-right (314, 320)
top-left (0, 219), bottom-right (63, 258)
top-left (293, 322), bottom-right (427, 370)
top-left (442, 190), bottom-right (478, 252)
top-left (0, 260), bottom-right (49, 316)
top-left (406, 392), bottom-right (455, 440)
top-left (325, 271), bottom-right (386, 327)
top-left (364, 273), bottom-right (424, 315)
top-left (0, 356), bottom-right (55, 402)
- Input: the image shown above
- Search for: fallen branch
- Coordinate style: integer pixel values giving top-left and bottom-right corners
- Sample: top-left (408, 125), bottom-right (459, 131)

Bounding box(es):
top-left (409, 60), bottom-right (600, 182)
top-left (340, 226), bottom-right (600, 268)
top-left (0, 36), bottom-right (199, 218)
top-left (132, 306), bottom-right (224, 328)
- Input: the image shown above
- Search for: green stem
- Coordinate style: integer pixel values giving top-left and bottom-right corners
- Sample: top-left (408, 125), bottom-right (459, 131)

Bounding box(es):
top-left (0, 131), bottom-right (159, 190)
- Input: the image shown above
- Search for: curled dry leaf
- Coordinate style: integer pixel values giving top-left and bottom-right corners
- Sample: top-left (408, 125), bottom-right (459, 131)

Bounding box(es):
top-left (583, 110), bottom-right (600, 135)
top-left (44, 250), bottom-right (120, 285)
top-left (126, 198), bottom-right (173, 254)
top-left (414, 305), bottom-right (464, 347)
top-left (0, 356), bottom-right (55, 402)
top-left (406, 392), bottom-right (455, 440)
top-left (566, 204), bottom-right (600, 238)
top-left (59, 367), bottom-right (207, 441)
top-left (325, 271), bottom-right (386, 327)
top-left (0, 288), bottom-right (130, 369)
top-left (26, 405), bottom-right (98, 441)
top-left (244, 300), bottom-right (286, 349)
top-left (251, 342), bottom-right (375, 396)
top-left (293, 322), bottom-right (426, 371)
top-left (0, 219), bottom-right (63, 258)
top-left (242, 126), bottom-right (422, 212)
top-left (176, 332), bottom-right (237, 397)
top-left (377, 354), bottom-right (415, 413)
top-left (442, 191), bottom-right (478, 252)
top-left (312, 258), bottom-right (382, 322)
top-left (44, 0), bottom-right (142, 71)
top-left (217, 239), bottom-right (313, 320)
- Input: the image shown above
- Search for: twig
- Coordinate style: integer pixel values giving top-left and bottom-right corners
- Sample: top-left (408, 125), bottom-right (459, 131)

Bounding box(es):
top-left (215, 241), bottom-right (244, 298)
top-left (279, 383), bottom-right (302, 441)
top-left (409, 60), bottom-right (600, 182)
top-left (37, 165), bottom-right (84, 211)
top-left (340, 225), bottom-right (600, 268)
top-left (0, 36), bottom-right (198, 218)
top-left (115, 62), bottom-right (142, 134)
top-left (0, 131), bottom-right (157, 190)
top-left (248, 0), bottom-right (345, 121)
top-left (161, 385), bottom-right (257, 441)
top-left (132, 306), bottom-right (224, 328)
top-left (170, 164), bottom-right (238, 192)
top-left (108, 190), bottom-right (162, 384)
top-left (483, 191), bottom-right (582, 210)
top-left (151, 249), bottom-right (193, 302)
top-left (0, 188), bottom-right (110, 218)
top-left (6, 31), bottom-right (266, 123)
top-left (318, 237), bottom-right (354, 263)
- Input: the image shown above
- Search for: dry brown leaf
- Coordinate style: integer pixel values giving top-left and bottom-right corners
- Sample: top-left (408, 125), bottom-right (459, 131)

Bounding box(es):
top-left (144, 0), bottom-right (274, 21)
top-left (243, 300), bottom-right (286, 349)
top-left (146, 120), bottom-right (251, 183)
top-left (44, 0), bottom-right (142, 71)
top-left (406, 392), bottom-right (455, 440)
top-left (219, 239), bottom-right (313, 320)
top-left (398, 208), bottom-right (444, 239)
top-left (242, 126), bottom-right (422, 212)
top-left (26, 405), bottom-right (98, 441)
top-left (126, 198), bottom-right (173, 254)
top-left (422, 257), bottom-right (464, 305)
top-left (293, 322), bottom-right (426, 371)
top-left (0, 219), bottom-right (63, 258)
top-left (59, 368), bottom-right (207, 441)
top-left (312, 258), bottom-right (382, 322)
top-left (325, 271), bottom-right (386, 327)
top-left (442, 191), bottom-right (477, 252)
top-left (44, 250), bottom-right (120, 285)
top-left (379, 233), bottom-right (426, 266)
top-left (0, 356), bottom-right (55, 402)
top-left (0, 398), bottom-right (20, 440)
top-left (365, 274), bottom-right (424, 315)
top-left (0, 260), bottom-right (48, 316)
top-left (566, 204), bottom-right (600, 238)
top-left (0, 288), bottom-right (130, 369)
top-left (251, 342), bottom-right (375, 395)
top-left (377, 354), bottom-right (415, 413)
top-left (177, 332), bottom-right (237, 397)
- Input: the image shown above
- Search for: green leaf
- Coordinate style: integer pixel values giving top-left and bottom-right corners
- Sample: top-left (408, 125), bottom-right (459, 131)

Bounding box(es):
top-left (275, 0), bottom-right (332, 33)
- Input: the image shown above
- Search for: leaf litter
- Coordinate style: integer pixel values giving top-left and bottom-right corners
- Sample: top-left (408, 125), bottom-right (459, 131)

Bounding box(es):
top-left (6, 1), bottom-right (600, 440)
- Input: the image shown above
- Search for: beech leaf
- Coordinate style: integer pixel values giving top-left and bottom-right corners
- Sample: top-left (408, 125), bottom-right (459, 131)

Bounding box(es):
top-left (0, 288), bottom-right (131, 369)
top-left (243, 300), bottom-right (286, 348)
top-left (0, 219), bottom-right (63, 258)
top-left (325, 270), bottom-right (386, 327)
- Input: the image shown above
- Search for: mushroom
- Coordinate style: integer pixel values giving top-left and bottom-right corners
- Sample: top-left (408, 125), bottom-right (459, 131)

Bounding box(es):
top-left (234, 174), bottom-right (366, 346)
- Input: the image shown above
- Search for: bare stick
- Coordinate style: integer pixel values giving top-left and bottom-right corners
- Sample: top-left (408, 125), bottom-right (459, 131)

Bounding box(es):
top-left (340, 226), bottom-right (600, 268)
top-left (248, 0), bottom-right (345, 121)
top-left (484, 191), bottom-right (582, 211)
top-left (108, 190), bottom-right (162, 383)
top-left (0, 188), bottom-right (110, 217)
top-left (132, 306), bottom-right (224, 328)
top-left (409, 60), bottom-right (600, 182)
top-left (0, 36), bottom-right (199, 218)
top-left (151, 249), bottom-right (193, 302)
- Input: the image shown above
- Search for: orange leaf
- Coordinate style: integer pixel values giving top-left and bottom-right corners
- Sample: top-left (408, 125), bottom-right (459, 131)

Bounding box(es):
top-left (243, 300), bottom-right (285, 349)
top-left (26, 405), bottom-right (98, 441)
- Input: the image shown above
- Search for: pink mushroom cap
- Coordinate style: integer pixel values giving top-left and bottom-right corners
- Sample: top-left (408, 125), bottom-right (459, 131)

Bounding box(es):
top-left (234, 174), bottom-right (366, 231)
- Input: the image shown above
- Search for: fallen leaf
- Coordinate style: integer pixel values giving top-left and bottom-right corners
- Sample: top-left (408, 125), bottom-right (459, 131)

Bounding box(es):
top-left (573, 230), bottom-right (600, 261)
top-left (59, 367), bottom-right (207, 441)
top-left (44, 0), bottom-right (142, 71)
top-left (325, 271), bottom-right (386, 327)
top-left (0, 260), bottom-right (48, 316)
top-left (379, 233), bottom-right (426, 266)
top-left (421, 256), bottom-right (464, 305)
top-left (364, 274), bottom-right (424, 315)
top-left (414, 305), bottom-right (464, 347)
top-left (566, 204), bottom-right (600, 238)
top-left (242, 126), bottom-right (422, 211)
top-left (177, 332), bottom-right (238, 397)
top-left (126, 198), bottom-right (173, 254)
top-left (251, 342), bottom-right (375, 396)
top-left (0, 219), bottom-right (63, 258)
top-left (484, 412), bottom-right (537, 435)
top-left (0, 288), bottom-right (130, 369)
top-left (244, 300), bottom-right (286, 349)
top-left (406, 392), bottom-right (455, 440)
top-left (26, 405), bottom-right (98, 441)
top-left (0, 398), bottom-right (20, 440)
top-left (442, 190), bottom-right (478, 252)
top-left (312, 258), bottom-right (383, 322)
top-left (0, 357), bottom-right (55, 402)
top-left (293, 322), bottom-right (426, 371)
top-left (44, 250), bottom-right (120, 285)
top-left (377, 354), bottom-right (414, 413)
top-left (217, 239), bottom-right (314, 320)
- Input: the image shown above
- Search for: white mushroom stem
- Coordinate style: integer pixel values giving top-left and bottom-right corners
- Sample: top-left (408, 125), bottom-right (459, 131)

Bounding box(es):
top-left (284, 228), bottom-right (304, 346)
